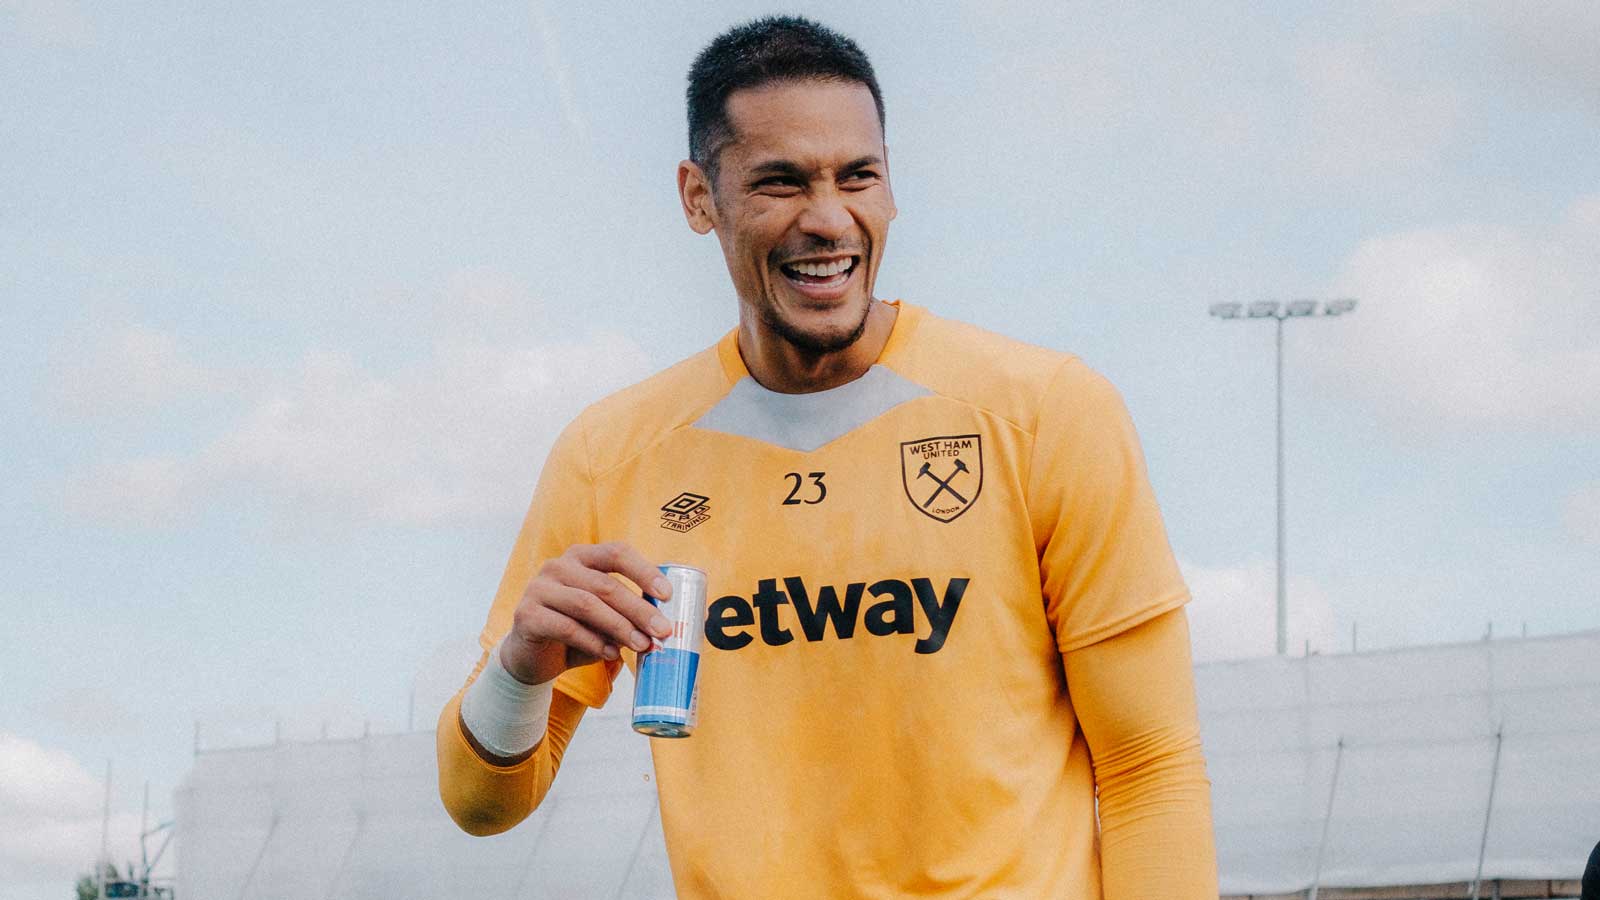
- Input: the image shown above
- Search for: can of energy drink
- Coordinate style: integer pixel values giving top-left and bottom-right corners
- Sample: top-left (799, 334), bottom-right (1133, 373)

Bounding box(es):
top-left (632, 563), bottom-right (706, 738)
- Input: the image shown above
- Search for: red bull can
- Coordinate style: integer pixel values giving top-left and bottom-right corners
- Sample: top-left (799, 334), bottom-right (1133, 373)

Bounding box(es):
top-left (632, 563), bottom-right (706, 738)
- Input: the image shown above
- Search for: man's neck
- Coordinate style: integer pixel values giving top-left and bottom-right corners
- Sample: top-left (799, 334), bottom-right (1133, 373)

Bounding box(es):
top-left (737, 299), bottom-right (898, 394)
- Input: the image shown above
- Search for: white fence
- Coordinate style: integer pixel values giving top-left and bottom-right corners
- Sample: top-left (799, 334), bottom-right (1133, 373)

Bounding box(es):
top-left (175, 631), bottom-right (1600, 898)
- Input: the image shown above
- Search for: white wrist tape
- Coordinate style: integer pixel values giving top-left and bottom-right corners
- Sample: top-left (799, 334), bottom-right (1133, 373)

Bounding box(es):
top-left (459, 639), bottom-right (553, 759)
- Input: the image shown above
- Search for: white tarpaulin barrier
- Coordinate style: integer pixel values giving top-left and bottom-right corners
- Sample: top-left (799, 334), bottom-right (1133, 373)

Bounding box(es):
top-left (176, 668), bottom-right (673, 899)
top-left (1202, 629), bottom-right (1600, 895)
top-left (176, 631), bottom-right (1600, 898)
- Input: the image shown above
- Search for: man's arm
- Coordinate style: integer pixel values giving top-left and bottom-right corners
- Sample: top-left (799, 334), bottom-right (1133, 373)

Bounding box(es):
top-left (1065, 606), bottom-right (1217, 899)
top-left (436, 663), bottom-right (591, 836)
top-left (435, 417), bottom-right (669, 835)
top-left (1023, 358), bottom-right (1217, 895)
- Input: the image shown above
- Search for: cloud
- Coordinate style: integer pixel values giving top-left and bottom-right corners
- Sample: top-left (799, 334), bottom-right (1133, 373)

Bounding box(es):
top-left (201, 330), bottom-right (650, 525)
top-left (528, 0), bottom-right (587, 141)
top-left (61, 457), bottom-right (196, 527)
top-left (1307, 194), bottom-right (1600, 433)
top-left (49, 324), bottom-right (223, 420)
top-left (1182, 559), bottom-right (1339, 662)
top-left (60, 274), bottom-right (654, 528)
top-left (1565, 482), bottom-right (1600, 547)
top-left (0, 733), bottom-right (144, 884)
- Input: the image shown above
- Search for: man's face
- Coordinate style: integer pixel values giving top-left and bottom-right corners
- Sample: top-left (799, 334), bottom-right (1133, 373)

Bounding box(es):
top-left (685, 79), bottom-right (896, 355)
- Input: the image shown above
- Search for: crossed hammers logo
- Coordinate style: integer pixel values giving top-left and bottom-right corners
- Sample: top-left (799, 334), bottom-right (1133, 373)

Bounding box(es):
top-left (916, 458), bottom-right (970, 508)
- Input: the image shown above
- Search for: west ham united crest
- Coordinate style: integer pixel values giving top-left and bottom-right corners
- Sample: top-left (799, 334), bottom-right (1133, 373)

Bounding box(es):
top-left (900, 434), bottom-right (983, 523)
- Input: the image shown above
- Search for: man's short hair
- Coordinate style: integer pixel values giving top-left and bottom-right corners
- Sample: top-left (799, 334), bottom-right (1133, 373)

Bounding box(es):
top-left (686, 16), bottom-right (885, 184)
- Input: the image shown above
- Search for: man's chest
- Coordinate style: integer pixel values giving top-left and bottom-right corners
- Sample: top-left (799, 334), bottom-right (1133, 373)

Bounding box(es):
top-left (592, 400), bottom-right (1050, 669)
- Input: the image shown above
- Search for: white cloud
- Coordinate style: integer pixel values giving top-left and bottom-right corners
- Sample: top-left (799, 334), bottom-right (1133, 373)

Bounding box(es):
top-left (199, 330), bottom-right (650, 525)
top-left (1565, 482), bottom-right (1600, 547)
top-left (529, 0), bottom-right (588, 141)
top-left (1308, 194), bottom-right (1600, 432)
top-left (0, 734), bottom-right (100, 819)
top-left (61, 275), bottom-right (654, 528)
top-left (1182, 559), bottom-right (1339, 662)
top-left (50, 324), bottom-right (222, 419)
top-left (61, 457), bottom-right (195, 527)
top-left (0, 734), bottom-right (144, 884)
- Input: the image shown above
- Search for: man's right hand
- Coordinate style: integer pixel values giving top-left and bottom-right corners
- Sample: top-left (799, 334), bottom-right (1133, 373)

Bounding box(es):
top-left (499, 542), bottom-right (675, 687)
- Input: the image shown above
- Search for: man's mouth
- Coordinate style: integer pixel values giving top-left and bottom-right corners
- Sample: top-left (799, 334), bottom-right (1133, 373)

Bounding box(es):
top-left (778, 255), bottom-right (860, 290)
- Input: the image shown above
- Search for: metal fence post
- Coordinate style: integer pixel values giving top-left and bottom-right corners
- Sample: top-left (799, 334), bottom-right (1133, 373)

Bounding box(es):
top-left (1308, 738), bottom-right (1345, 900)
top-left (1470, 727), bottom-right (1505, 900)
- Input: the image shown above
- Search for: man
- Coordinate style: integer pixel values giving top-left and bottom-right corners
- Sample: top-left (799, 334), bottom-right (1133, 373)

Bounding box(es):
top-left (438, 16), bottom-right (1217, 898)
top-left (1584, 839), bottom-right (1599, 900)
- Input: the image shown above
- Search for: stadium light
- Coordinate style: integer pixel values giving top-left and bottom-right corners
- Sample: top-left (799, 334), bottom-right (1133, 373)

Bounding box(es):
top-left (1207, 297), bottom-right (1360, 656)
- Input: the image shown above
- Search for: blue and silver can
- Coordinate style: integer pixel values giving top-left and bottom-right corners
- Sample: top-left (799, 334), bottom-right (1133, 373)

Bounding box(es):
top-left (632, 563), bottom-right (706, 738)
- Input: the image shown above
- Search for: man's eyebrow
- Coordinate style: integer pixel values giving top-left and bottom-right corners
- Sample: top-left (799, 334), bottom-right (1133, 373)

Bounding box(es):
top-left (746, 155), bottom-right (885, 180)
top-left (747, 159), bottom-right (810, 179)
top-left (839, 154), bottom-right (884, 172)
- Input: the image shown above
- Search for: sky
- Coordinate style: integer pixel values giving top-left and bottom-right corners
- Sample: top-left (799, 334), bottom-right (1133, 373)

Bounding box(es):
top-left (3, 1), bottom-right (1598, 897)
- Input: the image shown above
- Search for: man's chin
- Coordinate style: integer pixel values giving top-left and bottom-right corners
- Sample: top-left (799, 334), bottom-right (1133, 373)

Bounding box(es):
top-left (765, 300), bottom-right (872, 355)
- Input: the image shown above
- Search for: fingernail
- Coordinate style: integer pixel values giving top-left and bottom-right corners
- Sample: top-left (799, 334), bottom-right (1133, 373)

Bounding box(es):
top-left (603, 644), bottom-right (620, 660)
top-left (651, 615), bottom-right (672, 636)
top-left (631, 631), bottom-right (651, 652)
top-left (653, 577), bottom-right (672, 597)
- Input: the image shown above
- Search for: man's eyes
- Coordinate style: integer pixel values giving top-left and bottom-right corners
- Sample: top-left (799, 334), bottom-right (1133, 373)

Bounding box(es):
top-left (755, 171), bottom-right (879, 191)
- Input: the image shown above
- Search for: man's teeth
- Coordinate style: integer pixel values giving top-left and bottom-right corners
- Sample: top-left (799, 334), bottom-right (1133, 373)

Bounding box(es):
top-left (788, 258), bottom-right (855, 277)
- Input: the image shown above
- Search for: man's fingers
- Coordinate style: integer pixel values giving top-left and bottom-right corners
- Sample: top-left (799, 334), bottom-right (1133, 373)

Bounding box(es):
top-left (571, 542), bottom-right (673, 601)
top-left (557, 561), bottom-right (673, 639)
top-left (543, 583), bottom-right (653, 653)
top-left (520, 607), bottom-right (615, 662)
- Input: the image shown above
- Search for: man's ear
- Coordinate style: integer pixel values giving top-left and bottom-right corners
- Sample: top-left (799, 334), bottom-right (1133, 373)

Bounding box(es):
top-left (678, 160), bottom-right (716, 235)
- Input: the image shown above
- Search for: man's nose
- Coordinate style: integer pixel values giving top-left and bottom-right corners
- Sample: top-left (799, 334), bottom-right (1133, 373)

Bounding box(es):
top-left (796, 189), bottom-right (853, 242)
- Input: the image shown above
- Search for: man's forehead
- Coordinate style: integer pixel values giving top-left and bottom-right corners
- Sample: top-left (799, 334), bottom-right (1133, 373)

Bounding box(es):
top-left (721, 80), bottom-right (883, 164)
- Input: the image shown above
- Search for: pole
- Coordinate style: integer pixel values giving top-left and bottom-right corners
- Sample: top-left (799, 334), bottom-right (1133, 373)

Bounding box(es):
top-left (140, 781), bottom-right (150, 897)
top-left (1308, 738), bottom-right (1345, 900)
top-left (1471, 728), bottom-right (1505, 900)
top-left (99, 760), bottom-right (112, 900)
top-left (1275, 314), bottom-right (1287, 656)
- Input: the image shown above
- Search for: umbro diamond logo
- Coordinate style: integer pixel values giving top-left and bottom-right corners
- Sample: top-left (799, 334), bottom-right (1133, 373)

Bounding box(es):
top-left (660, 491), bottom-right (711, 532)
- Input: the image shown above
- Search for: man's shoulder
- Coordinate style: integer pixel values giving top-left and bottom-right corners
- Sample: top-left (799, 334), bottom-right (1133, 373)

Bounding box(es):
top-left (566, 342), bottom-right (729, 475)
top-left (894, 306), bottom-right (1095, 433)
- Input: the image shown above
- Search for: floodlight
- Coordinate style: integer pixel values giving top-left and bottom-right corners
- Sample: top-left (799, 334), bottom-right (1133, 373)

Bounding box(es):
top-left (1199, 294), bottom-right (1358, 656)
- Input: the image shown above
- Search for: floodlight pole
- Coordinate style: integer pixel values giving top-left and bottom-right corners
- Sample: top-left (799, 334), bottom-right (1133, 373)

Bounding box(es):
top-left (1274, 315), bottom-right (1286, 657)
top-left (1209, 298), bottom-right (1357, 656)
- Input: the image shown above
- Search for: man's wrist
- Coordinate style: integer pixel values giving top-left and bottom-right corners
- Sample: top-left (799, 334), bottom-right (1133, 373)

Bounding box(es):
top-left (460, 638), bottom-right (554, 761)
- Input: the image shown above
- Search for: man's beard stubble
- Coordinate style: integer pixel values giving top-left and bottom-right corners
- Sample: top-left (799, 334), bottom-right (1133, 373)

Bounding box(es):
top-left (759, 293), bottom-right (872, 356)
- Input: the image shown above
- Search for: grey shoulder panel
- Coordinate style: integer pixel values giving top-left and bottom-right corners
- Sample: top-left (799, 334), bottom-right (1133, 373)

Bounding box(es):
top-left (692, 365), bottom-right (931, 452)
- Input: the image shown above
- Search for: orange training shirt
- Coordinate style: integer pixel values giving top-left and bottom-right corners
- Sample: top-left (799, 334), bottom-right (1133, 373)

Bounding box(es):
top-left (438, 302), bottom-right (1216, 897)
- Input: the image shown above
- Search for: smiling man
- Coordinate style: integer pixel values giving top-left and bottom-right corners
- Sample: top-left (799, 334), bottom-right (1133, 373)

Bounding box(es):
top-left (437, 16), bottom-right (1218, 898)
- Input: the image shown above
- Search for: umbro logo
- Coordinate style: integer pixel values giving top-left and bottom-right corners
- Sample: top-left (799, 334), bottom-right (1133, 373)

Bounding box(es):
top-left (660, 491), bottom-right (711, 532)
